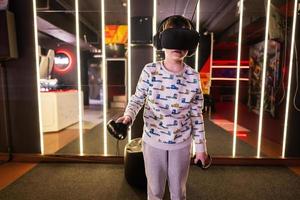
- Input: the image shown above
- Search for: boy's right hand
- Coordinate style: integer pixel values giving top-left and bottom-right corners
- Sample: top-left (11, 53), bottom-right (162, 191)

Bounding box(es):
top-left (116, 115), bottom-right (132, 125)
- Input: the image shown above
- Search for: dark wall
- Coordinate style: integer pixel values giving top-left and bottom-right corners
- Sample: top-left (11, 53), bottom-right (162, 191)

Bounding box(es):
top-left (286, 19), bottom-right (300, 157)
top-left (0, 65), bottom-right (8, 153)
top-left (1, 1), bottom-right (41, 153)
top-left (81, 50), bottom-right (90, 105)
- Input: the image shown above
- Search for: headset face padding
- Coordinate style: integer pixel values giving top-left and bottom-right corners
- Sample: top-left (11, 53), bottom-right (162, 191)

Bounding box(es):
top-left (160, 28), bottom-right (200, 52)
top-left (153, 15), bottom-right (200, 57)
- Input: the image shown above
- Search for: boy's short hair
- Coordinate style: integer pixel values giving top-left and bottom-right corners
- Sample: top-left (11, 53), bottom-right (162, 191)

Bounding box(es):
top-left (163, 15), bottom-right (192, 31)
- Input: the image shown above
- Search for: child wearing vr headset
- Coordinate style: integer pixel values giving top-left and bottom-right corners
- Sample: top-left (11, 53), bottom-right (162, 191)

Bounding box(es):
top-left (117, 15), bottom-right (208, 200)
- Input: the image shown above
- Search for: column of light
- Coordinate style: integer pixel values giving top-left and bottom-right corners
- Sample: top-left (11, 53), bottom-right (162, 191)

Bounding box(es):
top-left (282, 0), bottom-right (298, 158)
top-left (32, 0), bottom-right (45, 155)
top-left (127, 0), bottom-right (132, 142)
top-left (232, 0), bottom-right (244, 157)
top-left (101, 0), bottom-right (108, 155)
top-left (193, 0), bottom-right (201, 155)
top-left (153, 0), bottom-right (157, 63)
top-left (257, 0), bottom-right (271, 158)
top-left (209, 33), bottom-right (214, 96)
top-left (75, 0), bottom-right (84, 155)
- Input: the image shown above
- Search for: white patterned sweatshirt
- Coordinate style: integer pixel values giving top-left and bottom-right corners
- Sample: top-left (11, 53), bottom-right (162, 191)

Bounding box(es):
top-left (124, 61), bottom-right (207, 153)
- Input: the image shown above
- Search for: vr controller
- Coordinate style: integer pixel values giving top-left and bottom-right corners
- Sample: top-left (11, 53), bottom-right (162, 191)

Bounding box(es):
top-left (107, 119), bottom-right (129, 140)
top-left (193, 154), bottom-right (212, 170)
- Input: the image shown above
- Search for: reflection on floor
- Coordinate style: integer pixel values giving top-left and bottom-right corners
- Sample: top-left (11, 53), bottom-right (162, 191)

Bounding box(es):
top-left (43, 105), bottom-right (104, 154)
top-left (205, 117), bottom-right (257, 157)
top-left (210, 118), bottom-right (250, 137)
top-left (0, 162), bottom-right (37, 190)
top-left (210, 102), bottom-right (282, 157)
top-left (43, 106), bottom-right (126, 155)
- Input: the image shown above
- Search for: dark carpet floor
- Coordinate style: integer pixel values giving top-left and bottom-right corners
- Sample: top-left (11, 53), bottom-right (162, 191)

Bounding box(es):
top-left (0, 163), bottom-right (300, 200)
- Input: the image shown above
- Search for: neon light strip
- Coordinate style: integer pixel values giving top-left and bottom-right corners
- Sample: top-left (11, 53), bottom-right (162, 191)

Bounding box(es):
top-left (106, 58), bottom-right (127, 61)
top-left (193, 0), bottom-right (200, 156)
top-left (153, 0), bottom-right (157, 63)
top-left (211, 78), bottom-right (249, 81)
top-left (236, 134), bottom-right (247, 137)
top-left (127, 0), bottom-right (132, 142)
top-left (212, 66), bottom-right (249, 69)
top-left (257, 0), bottom-right (271, 158)
top-left (232, 0), bottom-right (244, 157)
top-left (213, 60), bottom-right (249, 65)
top-left (101, 0), bottom-right (108, 155)
top-left (75, 0), bottom-right (84, 155)
top-left (282, 0), bottom-right (298, 158)
top-left (209, 33), bottom-right (214, 95)
top-left (32, 0), bottom-right (45, 155)
top-left (195, 0), bottom-right (200, 72)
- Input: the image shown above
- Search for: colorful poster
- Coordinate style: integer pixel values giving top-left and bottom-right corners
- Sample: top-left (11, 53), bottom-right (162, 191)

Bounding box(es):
top-left (105, 25), bottom-right (128, 44)
top-left (248, 40), bottom-right (281, 117)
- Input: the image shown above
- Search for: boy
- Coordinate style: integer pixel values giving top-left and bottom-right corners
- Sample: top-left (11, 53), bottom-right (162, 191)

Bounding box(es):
top-left (117, 15), bottom-right (208, 200)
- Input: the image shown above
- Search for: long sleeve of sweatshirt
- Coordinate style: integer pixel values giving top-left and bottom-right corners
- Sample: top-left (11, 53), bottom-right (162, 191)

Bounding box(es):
top-left (124, 64), bottom-right (151, 122)
top-left (190, 76), bottom-right (207, 153)
top-left (123, 62), bottom-right (207, 153)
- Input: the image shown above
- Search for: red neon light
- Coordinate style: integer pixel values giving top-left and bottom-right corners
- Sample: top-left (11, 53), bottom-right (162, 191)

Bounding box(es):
top-left (213, 60), bottom-right (249, 66)
top-left (237, 133), bottom-right (248, 137)
top-left (53, 49), bottom-right (74, 74)
top-left (229, 131), bottom-right (248, 137)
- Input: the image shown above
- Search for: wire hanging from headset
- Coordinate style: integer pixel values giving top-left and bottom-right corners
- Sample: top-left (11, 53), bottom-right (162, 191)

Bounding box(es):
top-left (293, 43), bottom-right (300, 111)
top-left (191, 0), bottom-right (200, 22)
top-left (174, 0), bottom-right (177, 14)
top-left (183, 0), bottom-right (191, 17)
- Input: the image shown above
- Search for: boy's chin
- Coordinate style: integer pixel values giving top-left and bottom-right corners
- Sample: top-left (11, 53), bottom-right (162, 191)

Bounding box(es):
top-left (171, 55), bottom-right (185, 61)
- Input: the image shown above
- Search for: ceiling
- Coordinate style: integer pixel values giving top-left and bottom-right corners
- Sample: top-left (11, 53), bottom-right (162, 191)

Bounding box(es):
top-left (37, 0), bottom-right (293, 49)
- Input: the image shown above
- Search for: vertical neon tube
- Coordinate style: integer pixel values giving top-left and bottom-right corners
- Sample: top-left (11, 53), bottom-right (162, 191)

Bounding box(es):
top-left (195, 0), bottom-right (200, 72)
top-left (232, 0), bottom-right (244, 157)
top-left (193, 0), bottom-right (200, 155)
top-left (257, 0), bottom-right (271, 158)
top-left (282, 0), bottom-right (298, 158)
top-left (75, 0), bottom-right (84, 155)
top-left (32, 0), bottom-right (45, 155)
top-left (209, 33), bottom-right (213, 96)
top-left (101, 0), bottom-right (108, 155)
top-left (153, 0), bottom-right (157, 63)
top-left (127, 0), bottom-right (132, 142)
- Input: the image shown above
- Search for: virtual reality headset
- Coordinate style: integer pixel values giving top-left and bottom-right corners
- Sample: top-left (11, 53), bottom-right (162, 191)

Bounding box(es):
top-left (153, 16), bottom-right (201, 57)
top-left (160, 28), bottom-right (200, 55)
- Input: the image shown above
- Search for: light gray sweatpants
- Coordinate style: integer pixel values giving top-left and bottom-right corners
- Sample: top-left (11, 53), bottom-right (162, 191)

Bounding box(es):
top-left (142, 141), bottom-right (192, 200)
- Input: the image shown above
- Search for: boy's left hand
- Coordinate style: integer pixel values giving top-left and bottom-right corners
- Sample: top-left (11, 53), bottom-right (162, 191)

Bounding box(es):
top-left (194, 152), bottom-right (208, 165)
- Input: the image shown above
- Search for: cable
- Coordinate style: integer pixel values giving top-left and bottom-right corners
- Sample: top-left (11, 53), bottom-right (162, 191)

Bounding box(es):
top-left (182, 0), bottom-right (191, 17)
top-left (174, 0), bottom-right (177, 14)
top-left (277, 0), bottom-right (288, 105)
top-left (191, 0), bottom-right (200, 22)
top-left (116, 139), bottom-right (120, 156)
top-left (293, 43), bottom-right (300, 111)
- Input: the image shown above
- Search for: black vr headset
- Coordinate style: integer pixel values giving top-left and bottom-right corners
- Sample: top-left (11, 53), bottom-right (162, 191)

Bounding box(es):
top-left (153, 15), bottom-right (200, 57)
